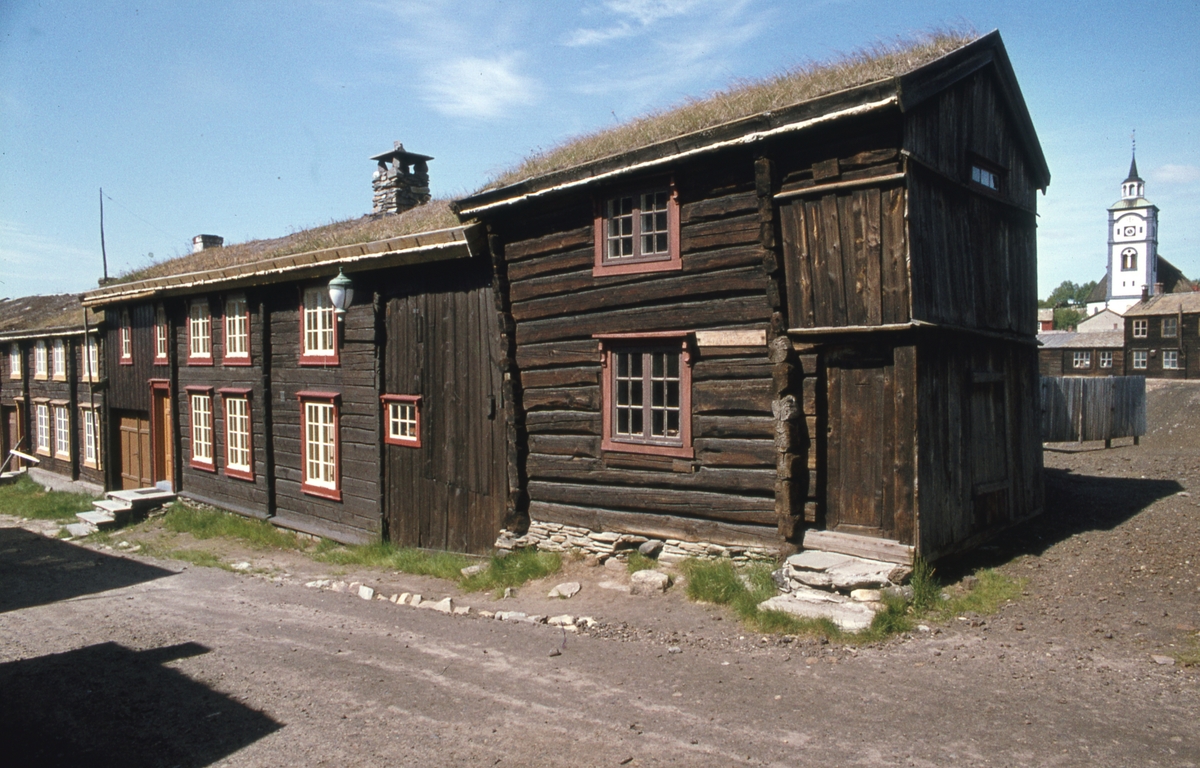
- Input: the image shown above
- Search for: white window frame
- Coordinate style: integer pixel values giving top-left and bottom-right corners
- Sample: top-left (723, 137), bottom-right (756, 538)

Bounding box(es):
top-left (1072, 351), bottom-right (1091, 369)
top-left (1132, 319), bottom-right (1148, 338)
top-left (223, 393), bottom-right (253, 479)
top-left (1162, 317), bottom-right (1179, 338)
top-left (9, 344), bottom-right (20, 379)
top-left (1132, 350), bottom-right (1148, 370)
top-left (189, 301), bottom-right (212, 362)
top-left (35, 403), bottom-right (50, 454)
top-left (1163, 350), bottom-right (1179, 370)
top-left (155, 305), bottom-right (169, 362)
top-left (189, 390), bottom-right (215, 468)
top-left (224, 296), bottom-right (250, 362)
top-left (301, 288), bottom-right (337, 362)
top-left (54, 405), bottom-right (70, 459)
top-left (382, 395), bottom-right (421, 447)
top-left (1099, 350), bottom-right (1113, 369)
top-left (81, 406), bottom-right (100, 468)
top-left (84, 336), bottom-right (100, 381)
top-left (120, 310), bottom-right (132, 363)
top-left (299, 393), bottom-right (340, 500)
top-left (52, 339), bottom-right (66, 380)
top-left (34, 340), bottom-right (47, 379)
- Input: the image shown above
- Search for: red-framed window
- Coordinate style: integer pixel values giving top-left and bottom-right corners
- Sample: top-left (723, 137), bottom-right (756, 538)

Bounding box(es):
top-left (154, 305), bottom-right (169, 364)
top-left (596, 332), bottom-right (693, 458)
top-left (224, 295), bottom-right (251, 365)
top-left (188, 300), bottom-right (213, 365)
top-left (381, 394), bottom-right (421, 447)
top-left (119, 309), bottom-right (133, 364)
top-left (299, 287), bottom-right (338, 366)
top-left (220, 388), bottom-right (254, 481)
top-left (593, 181), bottom-right (681, 277)
top-left (186, 386), bottom-right (216, 471)
top-left (298, 391), bottom-right (340, 500)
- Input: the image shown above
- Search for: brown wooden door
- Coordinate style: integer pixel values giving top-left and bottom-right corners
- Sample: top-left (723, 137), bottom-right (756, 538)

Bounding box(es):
top-left (824, 345), bottom-right (915, 543)
top-left (151, 387), bottom-right (173, 487)
top-left (118, 411), bottom-right (152, 489)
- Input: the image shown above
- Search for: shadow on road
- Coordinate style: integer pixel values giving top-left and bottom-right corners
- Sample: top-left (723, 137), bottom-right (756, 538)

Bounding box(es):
top-left (938, 468), bottom-right (1184, 579)
top-left (0, 527), bottom-right (175, 613)
top-left (0, 641), bottom-right (282, 767)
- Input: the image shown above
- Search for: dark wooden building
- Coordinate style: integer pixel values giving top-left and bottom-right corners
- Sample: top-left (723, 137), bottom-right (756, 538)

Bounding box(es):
top-left (1123, 292), bottom-right (1200, 379)
top-left (0, 294), bottom-right (105, 487)
top-left (83, 196), bottom-right (511, 551)
top-left (456, 31), bottom-right (1048, 562)
top-left (1037, 330), bottom-right (1125, 376)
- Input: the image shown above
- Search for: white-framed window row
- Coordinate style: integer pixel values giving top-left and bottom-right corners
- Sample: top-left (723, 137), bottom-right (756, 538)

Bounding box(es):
top-left (301, 288), bottom-right (337, 363)
top-left (1163, 350), bottom-right (1179, 370)
top-left (9, 344), bottom-right (20, 379)
top-left (35, 402), bottom-right (50, 455)
top-left (34, 340), bottom-right (47, 379)
top-left (299, 392), bottom-right (340, 500)
top-left (222, 391), bottom-right (253, 480)
top-left (1132, 350), bottom-right (1148, 370)
top-left (188, 389), bottom-right (215, 469)
top-left (54, 404), bottom-right (70, 459)
top-left (1072, 351), bottom-right (1091, 369)
top-left (188, 301), bottom-right (213, 363)
top-left (224, 296), bottom-right (250, 364)
top-left (1099, 350), bottom-right (1113, 369)
top-left (81, 406), bottom-right (101, 469)
top-left (52, 339), bottom-right (66, 380)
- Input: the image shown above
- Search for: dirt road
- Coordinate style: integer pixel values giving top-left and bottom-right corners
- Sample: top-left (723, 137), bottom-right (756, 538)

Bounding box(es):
top-left (2, 382), bottom-right (1199, 767)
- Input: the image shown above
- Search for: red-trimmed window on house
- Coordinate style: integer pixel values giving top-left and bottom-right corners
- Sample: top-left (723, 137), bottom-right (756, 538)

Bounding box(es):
top-left (299, 391), bottom-right (340, 500)
top-left (120, 310), bottom-right (132, 364)
top-left (154, 305), bottom-right (169, 364)
top-left (188, 300), bottom-right (212, 364)
top-left (300, 288), bottom-right (338, 365)
top-left (382, 394), bottom-right (421, 447)
top-left (224, 296), bottom-right (250, 365)
top-left (597, 333), bottom-right (693, 458)
top-left (188, 387), bottom-right (215, 470)
top-left (222, 389), bottom-right (253, 480)
top-left (594, 183), bottom-right (681, 276)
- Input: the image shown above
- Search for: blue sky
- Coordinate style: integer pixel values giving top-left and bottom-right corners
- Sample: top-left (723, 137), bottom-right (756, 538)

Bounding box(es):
top-left (1, 1), bottom-right (1198, 299)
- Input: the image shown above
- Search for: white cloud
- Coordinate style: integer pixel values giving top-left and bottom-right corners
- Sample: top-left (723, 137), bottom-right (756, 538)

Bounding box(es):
top-left (565, 0), bottom-right (702, 46)
top-left (422, 56), bottom-right (539, 119)
top-left (1150, 164), bottom-right (1200, 185)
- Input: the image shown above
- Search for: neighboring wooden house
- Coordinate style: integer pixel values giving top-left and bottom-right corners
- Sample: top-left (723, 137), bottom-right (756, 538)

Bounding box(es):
top-left (1037, 330), bottom-right (1124, 376)
top-left (1037, 308), bottom-right (1054, 332)
top-left (1077, 308), bottom-right (1123, 333)
top-left (0, 294), bottom-right (105, 486)
top-left (82, 153), bottom-right (512, 550)
top-left (1123, 292), bottom-right (1200, 379)
top-left (456, 31), bottom-right (1048, 563)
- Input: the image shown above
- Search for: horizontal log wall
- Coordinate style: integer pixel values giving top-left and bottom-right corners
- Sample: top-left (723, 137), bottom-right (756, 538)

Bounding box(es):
top-left (496, 155), bottom-right (779, 547)
top-left (1038, 347), bottom-right (1124, 377)
top-left (104, 304), bottom-right (158, 413)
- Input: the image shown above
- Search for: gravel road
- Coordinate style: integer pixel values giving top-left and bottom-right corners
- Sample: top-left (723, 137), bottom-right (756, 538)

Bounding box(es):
top-left (1, 382), bottom-right (1198, 767)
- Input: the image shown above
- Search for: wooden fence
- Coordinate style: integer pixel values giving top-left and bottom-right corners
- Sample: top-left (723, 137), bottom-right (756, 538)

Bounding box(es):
top-left (1040, 376), bottom-right (1146, 443)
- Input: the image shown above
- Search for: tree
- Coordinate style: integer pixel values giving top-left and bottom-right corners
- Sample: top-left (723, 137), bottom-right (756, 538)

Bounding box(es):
top-left (1039, 280), bottom-right (1098, 309)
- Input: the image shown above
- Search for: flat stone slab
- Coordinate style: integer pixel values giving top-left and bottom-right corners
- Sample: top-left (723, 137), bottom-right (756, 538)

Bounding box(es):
top-left (786, 550), bottom-right (857, 571)
top-left (64, 522), bottom-right (95, 538)
top-left (629, 570), bottom-right (670, 595)
top-left (759, 589), bottom-right (877, 631)
top-left (548, 582), bottom-right (581, 599)
top-left (787, 550), bottom-right (897, 591)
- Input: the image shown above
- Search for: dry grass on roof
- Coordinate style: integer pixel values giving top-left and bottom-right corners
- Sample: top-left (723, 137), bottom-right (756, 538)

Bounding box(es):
top-left (482, 29), bottom-right (976, 192)
top-left (114, 198), bottom-right (460, 285)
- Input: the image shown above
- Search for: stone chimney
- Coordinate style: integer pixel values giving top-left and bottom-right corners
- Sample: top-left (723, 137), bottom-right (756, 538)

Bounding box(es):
top-left (192, 234), bottom-right (224, 253)
top-left (1142, 285), bottom-right (1150, 301)
top-left (371, 142), bottom-right (432, 215)
top-left (1154, 282), bottom-right (1165, 296)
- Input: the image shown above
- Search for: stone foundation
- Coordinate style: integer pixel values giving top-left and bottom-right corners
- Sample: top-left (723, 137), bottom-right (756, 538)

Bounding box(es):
top-left (495, 520), bottom-right (777, 564)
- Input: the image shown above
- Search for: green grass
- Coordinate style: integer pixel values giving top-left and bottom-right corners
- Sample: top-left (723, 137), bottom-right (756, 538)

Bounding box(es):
top-left (680, 556), bottom-right (1024, 642)
top-left (0, 475), bottom-right (98, 520)
top-left (460, 549), bottom-right (562, 595)
top-left (626, 551), bottom-right (658, 574)
top-left (161, 503), bottom-right (303, 550)
top-left (314, 541), bottom-right (472, 580)
top-left (1175, 635), bottom-right (1200, 667)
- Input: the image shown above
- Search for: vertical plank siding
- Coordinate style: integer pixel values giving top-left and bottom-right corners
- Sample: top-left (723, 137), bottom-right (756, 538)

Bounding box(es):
top-left (1039, 376), bottom-right (1146, 443)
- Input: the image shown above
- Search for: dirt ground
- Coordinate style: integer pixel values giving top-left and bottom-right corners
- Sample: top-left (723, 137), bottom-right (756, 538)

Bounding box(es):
top-left (1, 382), bottom-right (1198, 766)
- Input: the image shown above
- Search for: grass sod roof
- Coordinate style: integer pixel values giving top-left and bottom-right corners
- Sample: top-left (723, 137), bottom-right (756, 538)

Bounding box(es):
top-left (0, 294), bottom-right (97, 340)
top-left (109, 198), bottom-right (460, 287)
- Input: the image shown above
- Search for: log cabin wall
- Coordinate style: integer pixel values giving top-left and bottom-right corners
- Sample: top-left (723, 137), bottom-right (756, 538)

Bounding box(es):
top-left (267, 287), bottom-right (380, 544)
top-left (486, 151), bottom-right (781, 550)
top-left (1124, 311), bottom-right (1198, 379)
top-left (174, 292), bottom-right (271, 518)
top-left (380, 258), bottom-right (508, 554)
top-left (26, 337), bottom-right (78, 481)
top-left (1037, 347), bottom-right (1125, 377)
top-left (104, 304), bottom-right (156, 413)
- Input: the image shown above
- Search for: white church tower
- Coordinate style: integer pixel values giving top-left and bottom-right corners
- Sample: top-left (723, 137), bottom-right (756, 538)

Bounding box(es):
top-left (1102, 153), bottom-right (1159, 315)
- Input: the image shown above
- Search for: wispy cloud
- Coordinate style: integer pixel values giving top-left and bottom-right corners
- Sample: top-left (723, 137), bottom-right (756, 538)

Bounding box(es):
top-left (0, 221), bottom-right (100, 296)
top-left (1150, 164), bottom-right (1200, 185)
top-left (422, 55), bottom-right (539, 119)
top-left (566, 0), bottom-right (701, 46)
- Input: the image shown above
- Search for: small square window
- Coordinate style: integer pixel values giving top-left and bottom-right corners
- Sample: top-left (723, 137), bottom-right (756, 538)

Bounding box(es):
top-left (1072, 351), bottom-right (1091, 369)
top-left (1132, 319), bottom-right (1148, 338)
top-left (1132, 350), bottom-right (1148, 369)
top-left (1099, 351), bottom-right (1113, 369)
top-left (1162, 317), bottom-right (1178, 338)
top-left (594, 183), bottom-right (681, 276)
top-left (1163, 350), bottom-right (1179, 370)
top-left (382, 395), bottom-right (421, 447)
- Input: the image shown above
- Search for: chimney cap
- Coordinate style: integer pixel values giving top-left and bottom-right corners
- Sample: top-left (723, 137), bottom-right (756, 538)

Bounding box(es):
top-left (371, 143), bottom-right (433, 164)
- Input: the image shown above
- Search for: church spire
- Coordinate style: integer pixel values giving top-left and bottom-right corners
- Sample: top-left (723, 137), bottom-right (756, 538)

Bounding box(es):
top-left (1122, 133), bottom-right (1144, 199)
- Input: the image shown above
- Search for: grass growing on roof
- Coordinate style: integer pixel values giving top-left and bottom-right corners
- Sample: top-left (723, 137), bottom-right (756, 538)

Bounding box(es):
top-left (0, 474), bottom-right (99, 520)
top-left (483, 29), bottom-right (975, 191)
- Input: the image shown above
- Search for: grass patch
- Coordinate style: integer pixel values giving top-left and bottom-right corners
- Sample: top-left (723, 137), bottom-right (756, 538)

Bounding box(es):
top-left (0, 474), bottom-right (98, 520)
top-left (314, 541), bottom-right (472, 581)
top-left (161, 503), bottom-right (303, 550)
top-left (1175, 635), bottom-right (1200, 667)
top-left (460, 549), bottom-right (562, 595)
top-left (626, 551), bottom-right (658, 574)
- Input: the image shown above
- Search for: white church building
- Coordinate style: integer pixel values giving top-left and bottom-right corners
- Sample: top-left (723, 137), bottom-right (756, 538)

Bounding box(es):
top-left (1086, 154), bottom-right (1192, 315)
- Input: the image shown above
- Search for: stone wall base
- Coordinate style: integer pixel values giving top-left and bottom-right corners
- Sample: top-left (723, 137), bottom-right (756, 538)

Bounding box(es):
top-left (495, 520), bottom-right (777, 564)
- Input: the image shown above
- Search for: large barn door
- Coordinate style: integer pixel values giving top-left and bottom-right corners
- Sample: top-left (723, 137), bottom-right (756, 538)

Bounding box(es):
top-left (382, 276), bottom-right (507, 554)
top-left (823, 345), bottom-right (915, 543)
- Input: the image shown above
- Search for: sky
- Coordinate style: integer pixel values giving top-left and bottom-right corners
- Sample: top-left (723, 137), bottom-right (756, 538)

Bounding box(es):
top-left (1, 1), bottom-right (1198, 300)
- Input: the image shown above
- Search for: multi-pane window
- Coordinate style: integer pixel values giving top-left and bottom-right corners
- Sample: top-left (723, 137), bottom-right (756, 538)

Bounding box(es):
top-left (224, 394), bottom-right (252, 479)
top-left (189, 301), bottom-right (212, 362)
top-left (301, 288), bottom-right (337, 362)
top-left (189, 391), bottom-right (214, 468)
top-left (224, 296), bottom-right (249, 362)
top-left (971, 164), bottom-right (1000, 191)
top-left (300, 395), bottom-right (339, 499)
top-left (1132, 350), bottom-right (1148, 369)
top-left (383, 395), bottom-right (421, 446)
top-left (595, 186), bottom-right (679, 275)
top-left (82, 407), bottom-right (100, 468)
top-left (35, 403), bottom-right (50, 454)
top-left (9, 344), bottom-right (20, 379)
top-left (1162, 317), bottom-right (1178, 338)
top-left (155, 306), bottom-right (169, 362)
top-left (84, 336), bottom-right (100, 381)
top-left (52, 339), bottom-right (66, 380)
top-left (120, 310), bottom-right (132, 362)
top-left (1099, 351), bottom-right (1113, 369)
top-left (34, 341), bottom-right (47, 379)
top-left (1072, 351), bottom-right (1091, 369)
top-left (1163, 350), bottom-right (1179, 370)
top-left (1132, 319), bottom-right (1148, 338)
top-left (600, 337), bottom-right (693, 458)
top-left (54, 405), bottom-right (70, 458)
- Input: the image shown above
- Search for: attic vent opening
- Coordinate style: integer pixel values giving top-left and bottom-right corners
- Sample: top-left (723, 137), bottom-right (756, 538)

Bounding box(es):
top-left (371, 141), bottom-right (432, 216)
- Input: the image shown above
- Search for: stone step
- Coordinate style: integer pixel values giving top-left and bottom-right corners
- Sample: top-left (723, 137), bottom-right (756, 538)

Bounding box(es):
top-left (76, 509), bottom-right (118, 530)
top-left (106, 487), bottom-right (176, 515)
top-left (784, 550), bottom-right (906, 592)
top-left (759, 587), bottom-right (878, 631)
top-left (64, 522), bottom-right (97, 538)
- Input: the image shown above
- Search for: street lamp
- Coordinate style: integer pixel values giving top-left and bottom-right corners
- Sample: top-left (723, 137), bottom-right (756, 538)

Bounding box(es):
top-left (328, 268), bottom-right (354, 319)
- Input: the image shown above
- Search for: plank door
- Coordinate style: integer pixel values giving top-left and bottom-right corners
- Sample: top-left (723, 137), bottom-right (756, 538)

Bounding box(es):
top-left (2, 406), bottom-right (17, 470)
top-left (151, 385), bottom-right (173, 488)
top-left (117, 411), bottom-right (152, 489)
top-left (824, 345), bottom-right (915, 543)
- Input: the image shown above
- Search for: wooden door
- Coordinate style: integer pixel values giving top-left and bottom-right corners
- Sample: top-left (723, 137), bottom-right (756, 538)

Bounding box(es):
top-left (2, 406), bottom-right (15, 471)
top-left (824, 345), bottom-right (915, 543)
top-left (151, 386), bottom-right (173, 488)
top-left (118, 411), bottom-right (152, 489)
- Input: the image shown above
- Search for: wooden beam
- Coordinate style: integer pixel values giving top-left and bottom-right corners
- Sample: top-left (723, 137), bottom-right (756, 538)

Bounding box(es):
top-left (774, 172), bottom-right (906, 201)
top-left (802, 529), bottom-right (913, 565)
